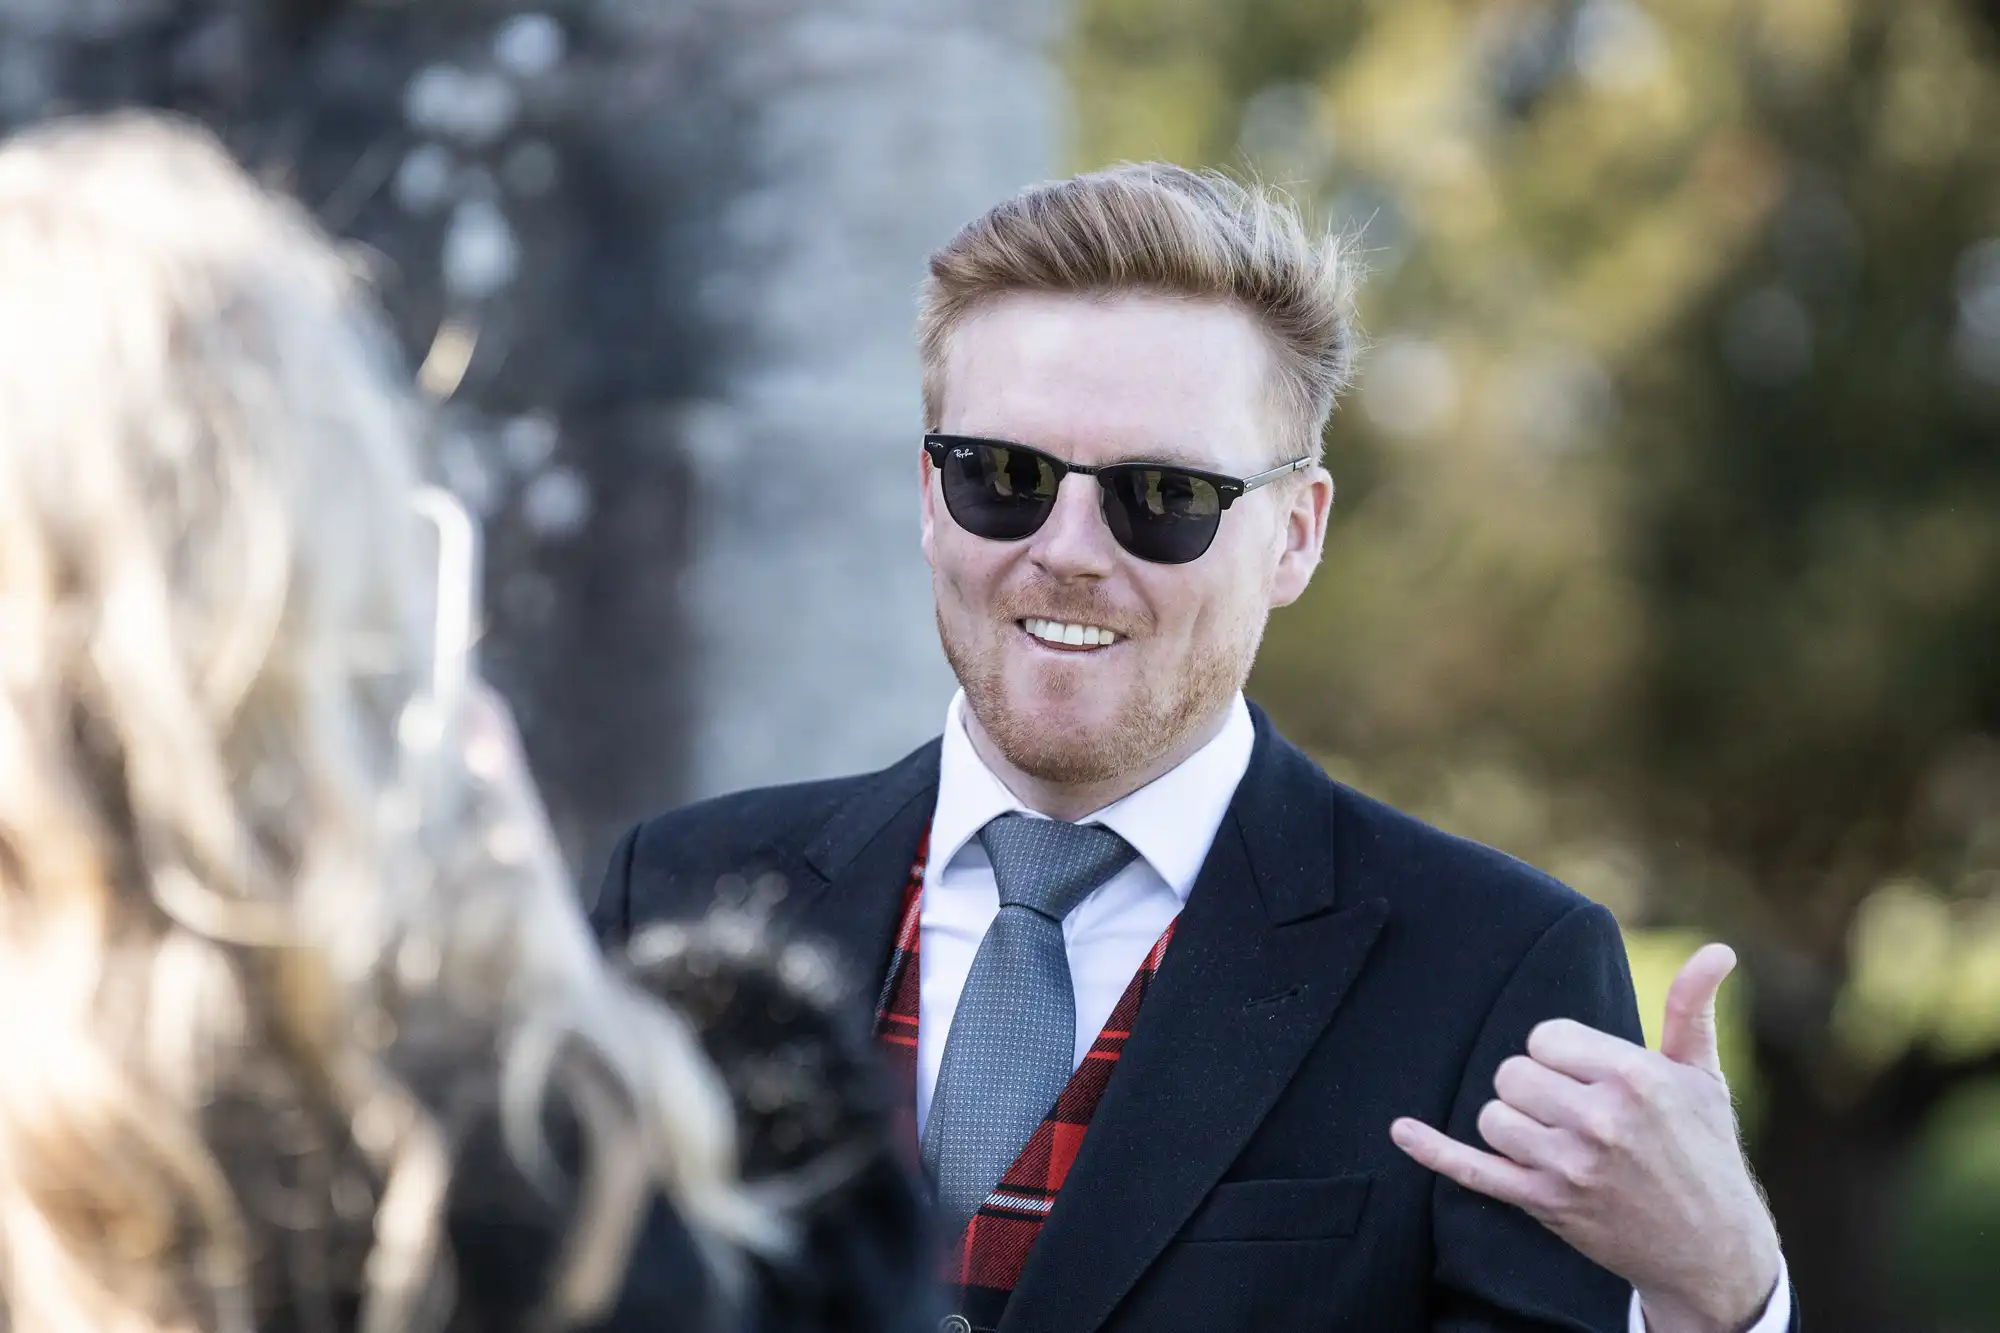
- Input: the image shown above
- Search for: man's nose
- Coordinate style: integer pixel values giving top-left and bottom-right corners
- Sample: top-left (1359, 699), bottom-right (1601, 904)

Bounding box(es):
top-left (1029, 472), bottom-right (1119, 579)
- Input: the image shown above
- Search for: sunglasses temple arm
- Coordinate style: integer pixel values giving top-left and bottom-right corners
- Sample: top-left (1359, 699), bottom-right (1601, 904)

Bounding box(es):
top-left (1237, 456), bottom-right (1315, 495)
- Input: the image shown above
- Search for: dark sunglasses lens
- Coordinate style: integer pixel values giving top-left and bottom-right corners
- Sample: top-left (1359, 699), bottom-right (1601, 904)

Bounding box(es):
top-left (937, 441), bottom-right (1059, 540)
top-left (1100, 466), bottom-right (1224, 564)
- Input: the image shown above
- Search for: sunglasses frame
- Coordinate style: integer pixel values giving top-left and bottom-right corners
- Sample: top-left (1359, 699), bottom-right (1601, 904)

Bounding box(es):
top-left (923, 433), bottom-right (1313, 563)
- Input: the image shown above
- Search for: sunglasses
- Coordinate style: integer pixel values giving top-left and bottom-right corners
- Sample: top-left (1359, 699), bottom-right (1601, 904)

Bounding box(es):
top-left (924, 434), bottom-right (1313, 565)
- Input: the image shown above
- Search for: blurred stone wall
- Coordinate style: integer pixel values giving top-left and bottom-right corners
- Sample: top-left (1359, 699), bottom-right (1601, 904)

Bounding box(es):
top-left (668, 0), bottom-right (1063, 801)
top-left (0, 0), bottom-right (1064, 884)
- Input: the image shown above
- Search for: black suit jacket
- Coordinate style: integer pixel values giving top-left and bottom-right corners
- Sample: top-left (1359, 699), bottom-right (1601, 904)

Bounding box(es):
top-left (593, 706), bottom-right (1734, 1333)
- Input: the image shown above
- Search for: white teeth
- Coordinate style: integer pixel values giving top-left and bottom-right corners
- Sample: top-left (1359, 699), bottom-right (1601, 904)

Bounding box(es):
top-left (1023, 618), bottom-right (1119, 648)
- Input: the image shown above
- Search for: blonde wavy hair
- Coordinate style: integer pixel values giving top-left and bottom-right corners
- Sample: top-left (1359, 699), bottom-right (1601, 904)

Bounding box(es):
top-left (0, 113), bottom-right (765, 1333)
top-left (918, 162), bottom-right (1360, 461)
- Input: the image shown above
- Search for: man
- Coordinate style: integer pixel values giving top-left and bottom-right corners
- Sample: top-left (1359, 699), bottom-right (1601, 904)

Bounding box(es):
top-left (593, 164), bottom-right (1796, 1333)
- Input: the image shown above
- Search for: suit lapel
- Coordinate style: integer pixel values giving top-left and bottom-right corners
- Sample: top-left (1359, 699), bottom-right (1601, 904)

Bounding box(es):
top-left (1000, 713), bottom-right (1387, 1333)
top-left (784, 740), bottom-right (941, 995)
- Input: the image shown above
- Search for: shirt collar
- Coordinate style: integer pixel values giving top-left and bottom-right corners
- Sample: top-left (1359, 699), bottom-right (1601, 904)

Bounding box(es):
top-left (927, 690), bottom-right (1256, 903)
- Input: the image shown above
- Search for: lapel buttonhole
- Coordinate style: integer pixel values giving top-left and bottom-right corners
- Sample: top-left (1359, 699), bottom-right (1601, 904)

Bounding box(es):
top-left (1245, 985), bottom-right (1304, 1010)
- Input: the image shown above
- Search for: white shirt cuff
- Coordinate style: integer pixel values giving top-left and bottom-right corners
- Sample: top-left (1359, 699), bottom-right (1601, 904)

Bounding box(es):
top-left (1627, 1255), bottom-right (1791, 1333)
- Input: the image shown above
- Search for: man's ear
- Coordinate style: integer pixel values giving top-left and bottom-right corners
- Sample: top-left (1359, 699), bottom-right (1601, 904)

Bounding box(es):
top-left (1268, 467), bottom-right (1333, 609)
top-left (919, 450), bottom-right (939, 570)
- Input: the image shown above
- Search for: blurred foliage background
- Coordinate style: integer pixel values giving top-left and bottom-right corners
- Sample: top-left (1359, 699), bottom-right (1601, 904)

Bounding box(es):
top-left (1067, 0), bottom-right (2000, 1326)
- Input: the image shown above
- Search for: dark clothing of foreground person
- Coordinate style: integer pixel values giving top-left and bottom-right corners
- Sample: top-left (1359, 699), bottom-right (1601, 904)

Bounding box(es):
top-left (223, 922), bottom-right (930, 1333)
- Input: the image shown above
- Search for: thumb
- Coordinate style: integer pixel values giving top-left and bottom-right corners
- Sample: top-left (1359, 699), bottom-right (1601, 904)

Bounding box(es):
top-left (1660, 942), bottom-right (1736, 1077)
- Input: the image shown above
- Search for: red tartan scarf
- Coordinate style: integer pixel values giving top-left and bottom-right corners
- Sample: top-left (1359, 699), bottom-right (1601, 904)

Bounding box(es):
top-left (872, 825), bottom-right (1179, 1331)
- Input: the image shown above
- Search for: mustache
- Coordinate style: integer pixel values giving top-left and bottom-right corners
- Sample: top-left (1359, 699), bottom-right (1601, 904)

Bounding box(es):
top-left (996, 583), bottom-right (1151, 638)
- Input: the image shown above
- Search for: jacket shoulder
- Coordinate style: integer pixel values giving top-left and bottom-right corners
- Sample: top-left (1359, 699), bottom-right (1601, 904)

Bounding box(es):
top-left (593, 739), bottom-right (942, 943)
top-left (1333, 777), bottom-right (1594, 931)
top-left (1258, 727), bottom-right (1641, 1049)
top-left (1251, 724), bottom-right (1604, 952)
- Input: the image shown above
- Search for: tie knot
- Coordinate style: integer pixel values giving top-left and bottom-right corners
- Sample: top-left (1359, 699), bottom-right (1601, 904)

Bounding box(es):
top-left (977, 814), bottom-right (1137, 922)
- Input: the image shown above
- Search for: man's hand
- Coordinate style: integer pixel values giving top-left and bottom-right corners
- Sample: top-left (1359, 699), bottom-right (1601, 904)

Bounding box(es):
top-left (1391, 944), bottom-right (1783, 1333)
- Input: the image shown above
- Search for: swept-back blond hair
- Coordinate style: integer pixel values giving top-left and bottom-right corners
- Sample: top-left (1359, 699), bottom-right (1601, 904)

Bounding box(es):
top-left (0, 113), bottom-right (763, 1333)
top-left (917, 162), bottom-right (1361, 460)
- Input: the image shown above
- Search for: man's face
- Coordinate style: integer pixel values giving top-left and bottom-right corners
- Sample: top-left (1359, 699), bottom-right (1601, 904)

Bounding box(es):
top-left (921, 292), bottom-right (1333, 789)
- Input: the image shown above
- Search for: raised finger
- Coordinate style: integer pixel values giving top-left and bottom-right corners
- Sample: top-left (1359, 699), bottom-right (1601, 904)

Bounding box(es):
top-left (1391, 1117), bottom-right (1544, 1212)
top-left (1476, 1098), bottom-right (1572, 1173)
top-left (1525, 1017), bottom-right (1650, 1085)
top-left (1493, 1054), bottom-right (1595, 1131)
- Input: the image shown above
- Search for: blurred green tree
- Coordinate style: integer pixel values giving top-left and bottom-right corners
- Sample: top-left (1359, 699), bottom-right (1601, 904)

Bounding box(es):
top-left (1069, 1), bottom-right (2000, 1328)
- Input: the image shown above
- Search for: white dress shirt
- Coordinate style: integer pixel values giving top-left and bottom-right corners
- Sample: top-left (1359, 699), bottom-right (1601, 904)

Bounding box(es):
top-left (915, 689), bottom-right (1255, 1135)
top-left (915, 688), bottom-right (1794, 1333)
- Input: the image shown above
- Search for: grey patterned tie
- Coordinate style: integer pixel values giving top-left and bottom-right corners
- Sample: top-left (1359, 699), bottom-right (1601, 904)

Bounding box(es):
top-left (921, 813), bottom-right (1138, 1234)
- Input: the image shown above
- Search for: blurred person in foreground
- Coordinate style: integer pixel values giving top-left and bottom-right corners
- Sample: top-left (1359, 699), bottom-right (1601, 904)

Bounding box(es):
top-left (594, 164), bottom-right (1798, 1333)
top-left (0, 113), bottom-right (922, 1333)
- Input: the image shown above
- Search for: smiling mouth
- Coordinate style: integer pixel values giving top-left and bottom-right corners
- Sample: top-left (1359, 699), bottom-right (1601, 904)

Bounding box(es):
top-left (1019, 617), bottom-right (1121, 651)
